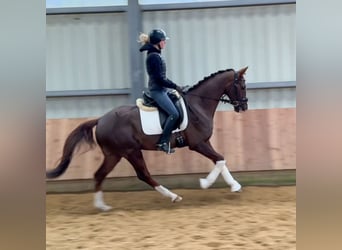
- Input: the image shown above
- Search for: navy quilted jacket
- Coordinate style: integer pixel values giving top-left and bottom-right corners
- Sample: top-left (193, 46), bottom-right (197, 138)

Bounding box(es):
top-left (139, 43), bottom-right (177, 91)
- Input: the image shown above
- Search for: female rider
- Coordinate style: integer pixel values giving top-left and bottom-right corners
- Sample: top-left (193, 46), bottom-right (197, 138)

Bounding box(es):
top-left (139, 29), bottom-right (183, 154)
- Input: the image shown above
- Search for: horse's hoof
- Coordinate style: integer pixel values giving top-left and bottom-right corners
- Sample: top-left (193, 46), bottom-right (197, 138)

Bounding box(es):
top-left (231, 182), bottom-right (242, 193)
top-left (95, 204), bottom-right (112, 212)
top-left (172, 195), bottom-right (183, 203)
top-left (100, 205), bottom-right (112, 211)
top-left (199, 178), bottom-right (210, 189)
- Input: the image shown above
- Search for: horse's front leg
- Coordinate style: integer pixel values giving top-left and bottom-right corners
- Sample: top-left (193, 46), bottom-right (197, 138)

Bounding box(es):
top-left (191, 141), bottom-right (241, 192)
top-left (125, 150), bottom-right (182, 202)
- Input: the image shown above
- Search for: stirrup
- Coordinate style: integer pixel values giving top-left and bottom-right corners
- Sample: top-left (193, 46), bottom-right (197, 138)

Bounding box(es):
top-left (156, 142), bottom-right (175, 154)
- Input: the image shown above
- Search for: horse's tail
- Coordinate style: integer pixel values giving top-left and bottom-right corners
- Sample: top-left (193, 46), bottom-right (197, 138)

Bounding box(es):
top-left (46, 119), bottom-right (99, 179)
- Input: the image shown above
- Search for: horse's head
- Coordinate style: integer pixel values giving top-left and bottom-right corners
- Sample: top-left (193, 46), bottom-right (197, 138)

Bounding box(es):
top-left (224, 67), bottom-right (248, 112)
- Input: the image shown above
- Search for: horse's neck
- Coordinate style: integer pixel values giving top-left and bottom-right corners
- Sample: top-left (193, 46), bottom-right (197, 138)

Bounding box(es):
top-left (188, 73), bottom-right (229, 118)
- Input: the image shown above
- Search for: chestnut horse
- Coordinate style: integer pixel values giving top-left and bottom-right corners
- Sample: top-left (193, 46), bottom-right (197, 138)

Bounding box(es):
top-left (46, 67), bottom-right (248, 211)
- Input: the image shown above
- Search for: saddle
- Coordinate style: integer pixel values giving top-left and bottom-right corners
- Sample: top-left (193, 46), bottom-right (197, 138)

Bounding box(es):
top-left (141, 90), bottom-right (184, 129)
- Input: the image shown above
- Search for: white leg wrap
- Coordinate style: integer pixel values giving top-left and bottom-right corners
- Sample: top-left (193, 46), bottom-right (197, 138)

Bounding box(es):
top-left (200, 160), bottom-right (242, 192)
top-left (94, 191), bottom-right (112, 211)
top-left (221, 165), bottom-right (242, 192)
top-left (155, 185), bottom-right (182, 202)
top-left (199, 160), bottom-right (225, 189)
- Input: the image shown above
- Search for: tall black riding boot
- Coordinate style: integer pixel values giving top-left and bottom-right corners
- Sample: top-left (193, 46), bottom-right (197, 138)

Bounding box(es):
top-left (156, 115), bottom-right (178, 154)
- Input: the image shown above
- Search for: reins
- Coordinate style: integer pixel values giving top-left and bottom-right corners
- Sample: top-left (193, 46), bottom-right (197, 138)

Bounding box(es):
top-left (183, 92), bottom-right (235, 104)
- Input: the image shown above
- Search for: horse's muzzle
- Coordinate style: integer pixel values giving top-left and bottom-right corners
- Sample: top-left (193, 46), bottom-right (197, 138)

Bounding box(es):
top-left (234, 98), bottom-right (248, 112)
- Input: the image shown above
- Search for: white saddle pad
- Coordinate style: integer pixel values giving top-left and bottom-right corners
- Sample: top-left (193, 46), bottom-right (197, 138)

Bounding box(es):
top-left (136, 97), bottom-right (188, 135)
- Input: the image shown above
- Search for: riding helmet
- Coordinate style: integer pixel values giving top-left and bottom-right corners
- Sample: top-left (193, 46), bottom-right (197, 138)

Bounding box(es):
top-left (149, 29), bottom-right (169, 44)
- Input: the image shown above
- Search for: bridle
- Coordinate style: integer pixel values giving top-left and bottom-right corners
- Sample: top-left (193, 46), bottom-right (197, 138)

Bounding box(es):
top-left (221, 71), bottom-right (248, 111)
top-left (184, 70), bottom-right (248, 110)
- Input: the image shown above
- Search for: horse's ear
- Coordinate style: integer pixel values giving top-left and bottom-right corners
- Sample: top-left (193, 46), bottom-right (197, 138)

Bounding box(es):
top-left (238, 66), bottom-right (248, 78)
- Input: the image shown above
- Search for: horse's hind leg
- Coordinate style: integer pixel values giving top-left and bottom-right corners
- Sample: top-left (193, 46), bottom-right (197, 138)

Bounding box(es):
top-left (93, 154), bottom-right (121, 211)
top-left (125, 150), bottom-right (182, 202)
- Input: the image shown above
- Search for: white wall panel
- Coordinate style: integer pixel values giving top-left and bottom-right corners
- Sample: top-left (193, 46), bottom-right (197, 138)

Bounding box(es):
top-left (46, 13), bottom-right (129, 91)
top-left (46, 96), bottom-right (131, 119)
top-left (46, 4), bottom-right (296, 118)
top-left (142, 4), bottom-right (295, 86)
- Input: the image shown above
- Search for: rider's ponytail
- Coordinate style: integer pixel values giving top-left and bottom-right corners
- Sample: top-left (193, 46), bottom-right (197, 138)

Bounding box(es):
top-left (138, 32), bottom-right (149, 44)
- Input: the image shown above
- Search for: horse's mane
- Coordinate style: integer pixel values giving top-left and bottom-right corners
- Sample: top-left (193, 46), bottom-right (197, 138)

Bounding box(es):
top-left (187, 68), bottom-right (234, 91)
